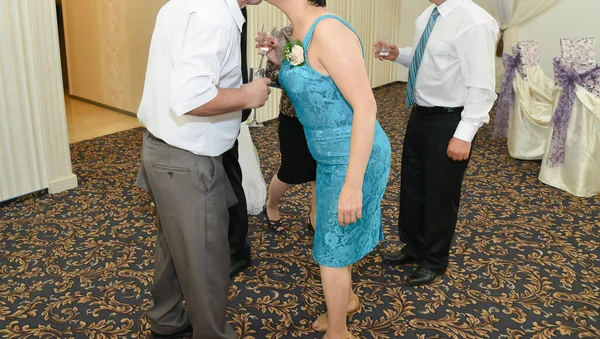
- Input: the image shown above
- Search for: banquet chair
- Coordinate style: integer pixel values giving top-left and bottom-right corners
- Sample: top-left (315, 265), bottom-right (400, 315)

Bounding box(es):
top-left (538, 58), bottom-right (600, 197)
top-left (560, 37), bottom-right (597, 62)
top-left (494, 40), bottom-right (554, 160)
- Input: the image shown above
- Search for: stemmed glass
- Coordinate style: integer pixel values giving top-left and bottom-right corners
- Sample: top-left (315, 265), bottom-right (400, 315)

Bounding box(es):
top-left (257, 24), bottom-right (276, 68)
top-left (247, 67), bottom-right (265, 128)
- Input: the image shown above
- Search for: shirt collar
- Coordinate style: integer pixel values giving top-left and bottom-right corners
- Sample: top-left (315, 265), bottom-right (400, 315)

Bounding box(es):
top-left (436, 0), bottom-right (464, 18)
top-left (224, 0), bottom-right (246, 32)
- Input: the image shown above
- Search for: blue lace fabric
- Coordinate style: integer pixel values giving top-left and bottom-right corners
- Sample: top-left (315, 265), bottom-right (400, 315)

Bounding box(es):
top-left (278, 15), bottom-right (392, 267)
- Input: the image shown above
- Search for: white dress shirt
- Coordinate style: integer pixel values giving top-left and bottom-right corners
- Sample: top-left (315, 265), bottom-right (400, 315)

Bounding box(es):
top-left (395, 0), bottom-right (499, 142)
top-left (137, 0), bottom-right (245, 156)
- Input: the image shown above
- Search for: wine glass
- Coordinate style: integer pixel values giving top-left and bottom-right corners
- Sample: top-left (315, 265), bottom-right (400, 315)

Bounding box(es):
top-left (247, 67), bottom-right (265, 128)
top-left (376, 36), bottom-right (391, 57)
top-left (257, 24), bottom-right (276, 68)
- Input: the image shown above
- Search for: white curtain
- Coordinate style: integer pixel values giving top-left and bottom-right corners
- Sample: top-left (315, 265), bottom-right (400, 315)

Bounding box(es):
top-left (494, 0), bottom-right (562, 90)
top-left (498, 0), bottom-right (563, 54)
top-left (0, 0), bottom-right (77, 201)
top-left (495, 0), bottom-right (513, 28)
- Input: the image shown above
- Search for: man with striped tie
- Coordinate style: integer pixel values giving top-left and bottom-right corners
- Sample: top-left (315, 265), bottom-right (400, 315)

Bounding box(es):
top-left (374, 0), bottom-right (498, 285)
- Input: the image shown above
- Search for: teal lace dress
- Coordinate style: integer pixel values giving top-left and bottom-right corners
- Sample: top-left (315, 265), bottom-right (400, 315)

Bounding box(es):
top-left (278, 15), bottom-right (391, 267)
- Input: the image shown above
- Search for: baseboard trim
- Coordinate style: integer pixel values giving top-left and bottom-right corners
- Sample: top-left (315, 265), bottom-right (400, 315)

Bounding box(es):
top-left (373, 81), bottom-right (404, 90)
top-left (67, 95), bottom-right (138, 118)
top-left (49, 173), bottom-right (78, 194)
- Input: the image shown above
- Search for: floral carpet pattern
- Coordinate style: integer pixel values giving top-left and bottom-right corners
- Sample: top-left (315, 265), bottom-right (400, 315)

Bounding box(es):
top-left (1, 83), bottom-right (599, 339)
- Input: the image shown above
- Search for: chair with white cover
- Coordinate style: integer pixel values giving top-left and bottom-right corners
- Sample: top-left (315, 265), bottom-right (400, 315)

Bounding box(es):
top-left (494, 40), bottom-right (554, 160)
top-left (538, 58), bottom-right (600, 197)
top-left (560, 37), bottom-right (596, 62)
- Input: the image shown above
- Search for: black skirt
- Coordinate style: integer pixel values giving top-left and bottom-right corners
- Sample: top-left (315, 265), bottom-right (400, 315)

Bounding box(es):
top-left (277, 114), bottom-right (317, 184)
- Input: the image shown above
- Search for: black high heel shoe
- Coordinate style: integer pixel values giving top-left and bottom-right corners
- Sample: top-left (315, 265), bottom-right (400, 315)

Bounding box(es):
top-left (263, 206), bottom-right (284, 232)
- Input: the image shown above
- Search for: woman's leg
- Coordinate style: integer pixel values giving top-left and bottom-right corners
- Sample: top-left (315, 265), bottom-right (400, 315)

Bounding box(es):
top-left (318, 265), bottom-right (351, 338)
top-left (310, 181), bottom-right (317, 230)
top-left (312, 265), bottom-right (358, 331)
top-left (266, 171), bottom-right (292, 221)
top-left (347, 266), bottom-right (355, 308)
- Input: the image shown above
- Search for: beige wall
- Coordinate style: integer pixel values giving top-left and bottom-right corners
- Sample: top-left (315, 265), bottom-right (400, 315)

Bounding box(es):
top-left (396, 0), bottom-right (430, 81)
top-left (517, 0), bottom-right (599, 76)
top-left (63, 1), bottom-right (403, 120)
top-left (62, 0), bottom-right (167, 113)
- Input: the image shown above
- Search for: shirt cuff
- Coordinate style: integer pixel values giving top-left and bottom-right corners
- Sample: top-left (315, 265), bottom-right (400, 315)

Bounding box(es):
top-left (394, 47), bottom-right (412, 66)
top-left (171, 86), bottom-right (219, 116)
top-left (393, 51), bottom-right (402, 64)
top-left (453, 121), bottom-right (479, 143)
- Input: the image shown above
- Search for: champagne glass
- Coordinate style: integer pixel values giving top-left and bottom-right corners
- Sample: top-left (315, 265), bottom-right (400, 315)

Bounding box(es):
top-left (247, 67), bottom-right (265, 128)
top-left (257, 24), bottom-right (276, 68)
top-left (376, 36), bottom-right (391, 57)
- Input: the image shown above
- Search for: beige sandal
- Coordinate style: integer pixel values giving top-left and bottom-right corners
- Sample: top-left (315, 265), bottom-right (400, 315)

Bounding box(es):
top-left (313, 294), bottom-right (360, 332)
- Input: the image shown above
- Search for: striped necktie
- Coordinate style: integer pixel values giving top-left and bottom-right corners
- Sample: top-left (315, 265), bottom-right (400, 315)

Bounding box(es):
top-left (406, 8), bottom-right (441, 108)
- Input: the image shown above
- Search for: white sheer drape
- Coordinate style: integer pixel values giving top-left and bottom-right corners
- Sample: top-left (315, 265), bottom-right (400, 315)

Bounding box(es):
top-left (494, 0), bottom-right (563, 90)
top-left (0, 0), bottom-right (78, 201)
top-left (499, 0), bottom-right (563, 54)
top-left (495, 0), bottom-right (513, 24)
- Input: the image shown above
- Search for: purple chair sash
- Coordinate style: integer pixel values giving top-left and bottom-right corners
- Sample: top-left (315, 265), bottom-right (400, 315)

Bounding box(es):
top-left (493, 50), bottom-right (521, 138)
top-left (547, 59), bottom-right (600, 167)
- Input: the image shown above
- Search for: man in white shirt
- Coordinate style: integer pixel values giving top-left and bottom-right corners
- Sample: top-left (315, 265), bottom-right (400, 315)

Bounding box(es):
top-left (374, 0), bottom-right (498, 285)
top-left (137, 0), bottom-right (268, 338)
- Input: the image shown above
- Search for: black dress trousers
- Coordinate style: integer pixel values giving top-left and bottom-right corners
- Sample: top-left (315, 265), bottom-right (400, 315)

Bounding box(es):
top-left (399, 106), bottom-right (471, 272)
top-left (225, 8), bottom-right (252, 263)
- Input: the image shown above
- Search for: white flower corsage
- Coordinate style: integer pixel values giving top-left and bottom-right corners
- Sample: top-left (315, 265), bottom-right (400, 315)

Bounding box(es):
top-left (283, 40), bottom-right (305, 67)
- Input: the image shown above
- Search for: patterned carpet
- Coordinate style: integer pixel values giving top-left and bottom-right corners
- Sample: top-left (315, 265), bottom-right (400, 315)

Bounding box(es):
top-left (1, 83), bottom-right (599, 339)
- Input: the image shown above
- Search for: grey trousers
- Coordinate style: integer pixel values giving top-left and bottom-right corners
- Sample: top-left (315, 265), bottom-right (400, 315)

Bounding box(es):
top-left (140, 132), bottom-right (237, 339)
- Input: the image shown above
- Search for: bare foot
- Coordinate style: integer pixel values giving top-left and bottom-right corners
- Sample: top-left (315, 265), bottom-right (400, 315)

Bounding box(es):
top-left (312, 295), bottom-right (359, 331)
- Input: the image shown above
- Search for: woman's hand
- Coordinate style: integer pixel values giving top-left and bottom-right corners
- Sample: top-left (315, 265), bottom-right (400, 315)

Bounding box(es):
top-left (256, 33), bottom-right (283, 66)
top-left (337, 183), bottom-right (362, 226)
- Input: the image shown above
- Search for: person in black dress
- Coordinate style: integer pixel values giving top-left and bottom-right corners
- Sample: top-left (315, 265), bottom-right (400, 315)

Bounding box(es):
top-left (263, 25), bottom-right (317, 233)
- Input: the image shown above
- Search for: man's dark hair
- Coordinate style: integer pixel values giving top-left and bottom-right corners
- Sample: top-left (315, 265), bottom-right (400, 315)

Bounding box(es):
top-left (309, 0), bottom-right (326, 7)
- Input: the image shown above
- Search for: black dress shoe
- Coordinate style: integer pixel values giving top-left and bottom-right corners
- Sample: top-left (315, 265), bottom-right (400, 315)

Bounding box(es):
top-left (407, 267), bottom-right (445, 286)
top-left (382, 251), bottom-right (419, 265)
top-left (149, 324), bottom-right (193, 339)
top-left (230, 257), bottom-right (251, 278)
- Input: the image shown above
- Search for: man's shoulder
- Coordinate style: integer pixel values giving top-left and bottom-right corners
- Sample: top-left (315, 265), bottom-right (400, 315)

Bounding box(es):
top-left (460, 0), bottom-right (496, 24)
top-left (455, 0), bottom-right (498, 34)
top-left (156, 0), bottom-right (232, 26)
top-left (417, 5), bottom-right (436, 21)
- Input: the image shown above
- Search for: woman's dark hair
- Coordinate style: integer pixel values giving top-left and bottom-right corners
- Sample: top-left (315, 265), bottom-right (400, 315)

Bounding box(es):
top-left (309, 0), bottom-right (326, 7)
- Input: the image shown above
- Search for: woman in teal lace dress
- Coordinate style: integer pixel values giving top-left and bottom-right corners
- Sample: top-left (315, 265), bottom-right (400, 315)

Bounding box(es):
top-left (262, 1), bottom-right (391, 338)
